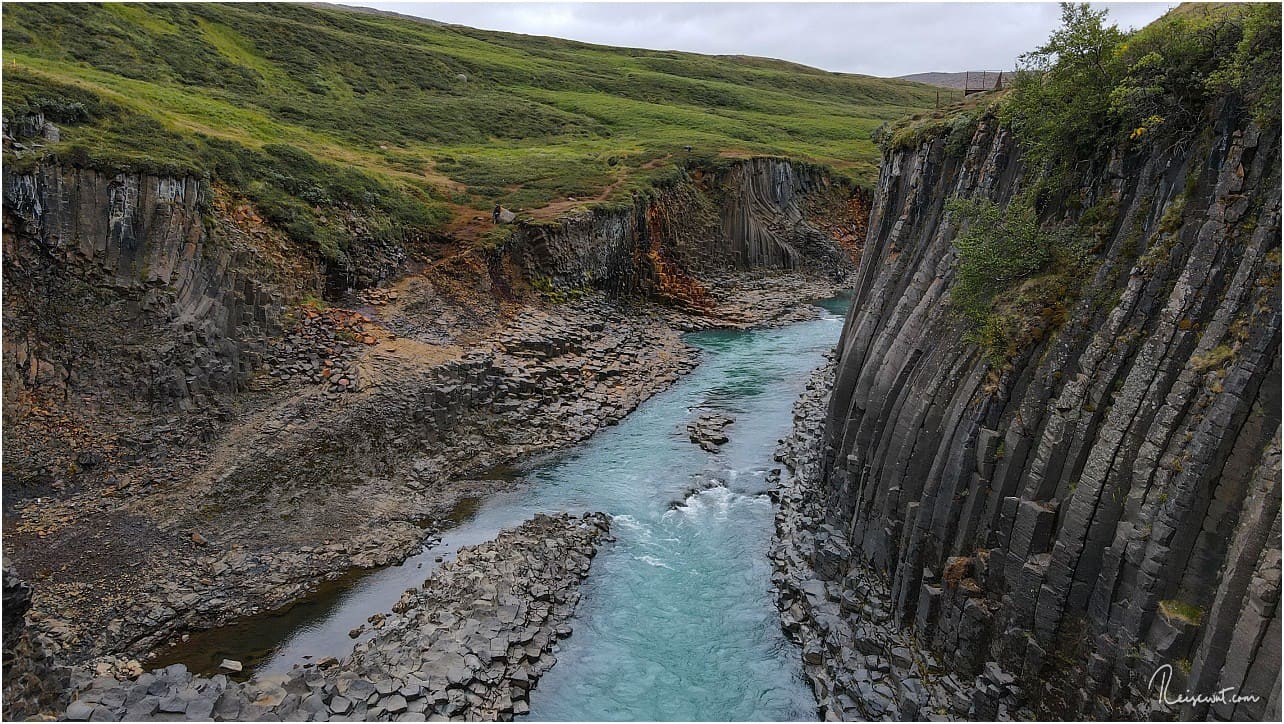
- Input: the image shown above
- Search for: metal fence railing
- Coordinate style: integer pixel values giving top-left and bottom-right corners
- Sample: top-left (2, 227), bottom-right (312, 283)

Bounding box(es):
top-left (964, 71), bottom-right (1006, 95)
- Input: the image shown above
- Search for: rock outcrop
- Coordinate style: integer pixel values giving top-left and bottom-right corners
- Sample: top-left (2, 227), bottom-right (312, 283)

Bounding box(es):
top-left (3, 567), bottom-right (70, 719)
top-left (717, 158), bottom-right (858, 273)
top-left (688, 413), bottom-right (734, 453)
top-left (0, 165), bottom-right (323, 509)
top-left (773, 359), bottom-right (985, 720)
top-left (796, 102), bottom-right (1281, 719)
top-left (2, 167), bottom-right (298, 412)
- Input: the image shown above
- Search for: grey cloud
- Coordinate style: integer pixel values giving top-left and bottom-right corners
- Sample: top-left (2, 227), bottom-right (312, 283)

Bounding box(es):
top-left (342, 2), bottom-right (1175, 77)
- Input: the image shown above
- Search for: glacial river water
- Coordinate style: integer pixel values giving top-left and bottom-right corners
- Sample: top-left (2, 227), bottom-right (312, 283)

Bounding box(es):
top-left (160, 296), bottom-right (849, 720)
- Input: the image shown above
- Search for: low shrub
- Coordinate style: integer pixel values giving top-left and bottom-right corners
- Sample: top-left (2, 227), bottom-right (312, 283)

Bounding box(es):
top-left (947, 196), bottom-right (1091, 365)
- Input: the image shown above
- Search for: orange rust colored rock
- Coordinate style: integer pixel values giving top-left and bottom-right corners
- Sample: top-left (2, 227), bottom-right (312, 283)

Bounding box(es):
top-left (942, 556), bottom-right (973, 587)
top-left (640, 204), bottom-right (713, 311)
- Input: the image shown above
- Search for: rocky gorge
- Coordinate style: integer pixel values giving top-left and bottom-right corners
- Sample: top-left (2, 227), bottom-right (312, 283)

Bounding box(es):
top-left (2, 126), bottom-right (864, 718)
top-left (4, 4), bottom-right (1281, 722)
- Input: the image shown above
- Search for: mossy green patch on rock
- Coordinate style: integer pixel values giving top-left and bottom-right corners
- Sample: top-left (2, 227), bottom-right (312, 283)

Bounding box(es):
top-left (1158, 599), bottom-right (1205, 626)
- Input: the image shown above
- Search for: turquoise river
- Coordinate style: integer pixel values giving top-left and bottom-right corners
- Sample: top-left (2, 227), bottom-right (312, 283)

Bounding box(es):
top-left (163, 296), bottom-right (850, 720)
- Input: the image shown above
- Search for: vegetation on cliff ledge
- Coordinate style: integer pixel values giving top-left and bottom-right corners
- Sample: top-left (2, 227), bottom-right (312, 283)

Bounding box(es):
top-left (945, 196), bottom-right (1092, 366)
top-left (2, 1), bottom-right (945, 258)
top-left (933, 2), bottom-right (1279, 366)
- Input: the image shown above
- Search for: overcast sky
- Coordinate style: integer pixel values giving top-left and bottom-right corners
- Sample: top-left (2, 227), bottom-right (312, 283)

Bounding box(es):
top-left (337, 1), bottom-right (1175, 77)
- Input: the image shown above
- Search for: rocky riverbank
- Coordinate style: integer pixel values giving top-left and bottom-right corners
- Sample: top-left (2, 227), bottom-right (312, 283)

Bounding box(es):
top-left (4, 270), bottom-right (851, 717)
top-left (770, 358), bottom-right (1027, 720)
top-left (4, 135), bottom-right (863, 720)
top-left (59, 512), bottom-right (610, 722)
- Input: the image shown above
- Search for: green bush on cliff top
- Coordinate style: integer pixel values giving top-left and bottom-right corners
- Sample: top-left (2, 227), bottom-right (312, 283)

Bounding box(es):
top-left (937, 3), bottom-right (1279, 367)
top-left (872, 4), bottom-right (1280, 184)
top-left (1004, 2), bottom-right (1281, 188)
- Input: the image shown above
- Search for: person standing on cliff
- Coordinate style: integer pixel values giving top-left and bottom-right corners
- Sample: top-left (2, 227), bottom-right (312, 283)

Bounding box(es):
top-left (493, 203), bottom-right (501, 224)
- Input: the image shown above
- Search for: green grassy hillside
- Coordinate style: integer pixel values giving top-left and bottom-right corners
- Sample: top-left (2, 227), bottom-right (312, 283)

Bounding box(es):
top-left (2, 2), bottom-right (948, 254)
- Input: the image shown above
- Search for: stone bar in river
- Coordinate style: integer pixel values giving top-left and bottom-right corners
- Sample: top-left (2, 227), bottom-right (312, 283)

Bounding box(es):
top-left (61, 512), bottom-right (611, 722)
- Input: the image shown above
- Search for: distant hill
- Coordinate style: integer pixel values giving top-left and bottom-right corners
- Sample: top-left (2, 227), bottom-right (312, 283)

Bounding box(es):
top-left (898, 71), bottom-right (1008, 91)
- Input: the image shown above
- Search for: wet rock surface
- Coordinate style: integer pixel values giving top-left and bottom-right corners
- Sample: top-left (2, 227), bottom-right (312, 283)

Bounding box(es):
top-left (60, 513), bottom-right (610, 722)
top-left (687, 413), bottom-right (734, 452)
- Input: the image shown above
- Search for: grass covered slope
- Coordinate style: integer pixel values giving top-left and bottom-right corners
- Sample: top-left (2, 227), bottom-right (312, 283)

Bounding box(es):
top-left (2, 1), bottom-right (947, 255)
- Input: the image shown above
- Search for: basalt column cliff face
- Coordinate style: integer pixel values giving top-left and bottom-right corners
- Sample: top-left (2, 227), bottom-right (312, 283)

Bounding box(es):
top-left (502, 158), bottom-right (863, 302)
top-left (807, 106), bottom-right (1280, 719)
top-left (2, 168), bottom-right (290, 406)
top-left (2, 166), bottom-right (325, 497)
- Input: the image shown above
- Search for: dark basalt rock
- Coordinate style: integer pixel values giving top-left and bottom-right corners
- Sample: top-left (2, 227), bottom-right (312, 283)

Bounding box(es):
top-left (3, 567), bottom-right (72, 720)
top-left (1, 167), bottom-right (291, 414)
top-left (785, 101), bottom-right (1281, 720)
top-left (687, 413), bottom-right (735, 452)
top-left (3, 566), bottom-right (33, 639)
top-left (500, 158), bottom-right (860, 299)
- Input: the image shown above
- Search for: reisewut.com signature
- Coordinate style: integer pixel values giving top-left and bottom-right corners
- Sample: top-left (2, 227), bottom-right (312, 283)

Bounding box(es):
top-left (1148, 663), bottom-right (1263, 707)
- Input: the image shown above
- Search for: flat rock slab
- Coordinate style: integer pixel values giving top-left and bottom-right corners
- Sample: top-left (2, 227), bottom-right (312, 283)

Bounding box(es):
top-left (61, 512), bottom-right (610, 722)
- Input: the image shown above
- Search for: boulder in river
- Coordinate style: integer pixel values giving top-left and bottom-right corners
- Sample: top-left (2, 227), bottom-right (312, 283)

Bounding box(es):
top-left (687, 413), bottom-right (734, 452)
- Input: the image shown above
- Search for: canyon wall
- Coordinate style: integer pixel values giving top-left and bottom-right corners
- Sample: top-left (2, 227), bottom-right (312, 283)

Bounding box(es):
top-left (813, 106), bottom-right (1280, 719)
top-left (2, 156), bottom-right (861, 500)
top-left (1, 166), bottom-right (295, 412)
top-left (3, 157), bottom-right (857, 422)
top-left (1, 165), bottom-right (327, 502)
top-left (502, 157), bottom-right (861, 301)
